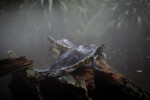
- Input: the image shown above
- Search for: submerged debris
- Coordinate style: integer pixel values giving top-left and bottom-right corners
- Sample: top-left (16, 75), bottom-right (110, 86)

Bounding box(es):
top-left (25, 59), bottom-right (150, 100)
top-left (0, 55), bottom-right (149, 100)
top-left (136, 69), bottom-right (143, 73)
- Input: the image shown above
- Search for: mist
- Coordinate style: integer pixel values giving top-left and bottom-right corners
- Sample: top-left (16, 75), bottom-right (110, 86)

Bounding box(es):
top-left (0, 0), bottom-right (150, 92)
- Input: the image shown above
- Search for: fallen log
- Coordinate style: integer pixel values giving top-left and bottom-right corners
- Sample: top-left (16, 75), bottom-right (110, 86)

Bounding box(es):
top-left (0, 56), bottom-right (33, 77)
top-left (93, 60), bottom-right (150, 100)
top-left (2, 56), bottom-right (149, 100)
top-left (25, 59), bottom-right (150, 100)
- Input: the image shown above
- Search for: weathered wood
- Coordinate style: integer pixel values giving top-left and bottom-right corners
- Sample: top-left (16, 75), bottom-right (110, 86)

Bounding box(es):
top-left (0, 56), bottom-right (33, 77)
top-left (7, 57), bottom-right (149, 100)
top-left (34, 60), bottom-right (150, 100)
top-left (93, 60), bottom-right (150, 100)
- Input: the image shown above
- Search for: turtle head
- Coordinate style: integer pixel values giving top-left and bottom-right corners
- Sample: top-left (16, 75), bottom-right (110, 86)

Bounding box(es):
top-left (96, 44), bottom-right (106, 54)
top-left (95, 44), bottom-right (106, 60)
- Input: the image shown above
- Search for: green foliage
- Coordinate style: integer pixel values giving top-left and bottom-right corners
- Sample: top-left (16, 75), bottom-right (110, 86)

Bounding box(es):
top-left (105, 0), bottom-right (150, 30)
top-left (1, 0), bottom-right (150, 39)
top-left (43, 0), bottom-right (150, 39)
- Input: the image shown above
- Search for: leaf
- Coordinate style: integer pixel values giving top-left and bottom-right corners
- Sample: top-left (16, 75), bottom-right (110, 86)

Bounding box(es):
top-left (48, 0), bottom-right (53, 11)
top-left (117, 21), bottom-right (121, 29)
top-left (78, 6), bottom-right (87, 14)
top-left (60, 1), bottom-right (67, 11)
top-left (137, 16), bottom-right (141, 27)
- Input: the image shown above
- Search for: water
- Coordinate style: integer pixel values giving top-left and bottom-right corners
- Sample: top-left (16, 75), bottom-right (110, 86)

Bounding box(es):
top-left (0, 0), bottom-right (150, 97)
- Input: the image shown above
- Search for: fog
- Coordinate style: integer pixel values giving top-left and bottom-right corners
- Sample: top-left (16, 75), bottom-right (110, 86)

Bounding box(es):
top-left (0, 0), bottom-right (150, 92)
top-left (0, 0), bottom-right (112, 68)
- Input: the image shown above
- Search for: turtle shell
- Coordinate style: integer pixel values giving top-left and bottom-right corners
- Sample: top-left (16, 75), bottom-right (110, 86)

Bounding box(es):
top-left (49, 44), bottom-right (97, 76)
top-left (56, 39), bottom-right (75, 49)
top-left (48, 36), bottom-right (75, 50)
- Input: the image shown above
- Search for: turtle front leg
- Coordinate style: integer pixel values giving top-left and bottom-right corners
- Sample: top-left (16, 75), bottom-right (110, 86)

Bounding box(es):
top-left (92, 57), bottom-right (100, 71)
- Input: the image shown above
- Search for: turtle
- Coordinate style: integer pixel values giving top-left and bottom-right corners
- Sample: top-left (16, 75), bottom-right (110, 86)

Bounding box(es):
top-left (47, 36), bottom-right (75, 54)
top-left (34, 42), bottom-right (105, 99)
top-left (45, 44), bottom-right (106, 77)
top-left (47, 36), bottom-right (76, 62)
